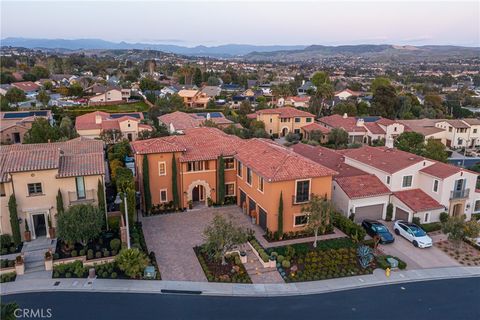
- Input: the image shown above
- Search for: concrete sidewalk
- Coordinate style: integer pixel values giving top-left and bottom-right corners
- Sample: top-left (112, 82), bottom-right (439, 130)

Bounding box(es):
top-left (2, 266), bottom-right (479, 297)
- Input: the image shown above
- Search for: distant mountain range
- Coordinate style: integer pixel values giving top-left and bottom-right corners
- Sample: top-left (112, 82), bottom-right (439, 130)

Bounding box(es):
top-left (1, 38), bottom-right (478, 61)
top-left (0, 37), bottom-right (307, 57)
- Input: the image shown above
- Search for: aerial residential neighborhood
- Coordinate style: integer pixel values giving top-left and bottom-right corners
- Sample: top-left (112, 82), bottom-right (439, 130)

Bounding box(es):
top-left (0, 1), bottom-right (479, 319)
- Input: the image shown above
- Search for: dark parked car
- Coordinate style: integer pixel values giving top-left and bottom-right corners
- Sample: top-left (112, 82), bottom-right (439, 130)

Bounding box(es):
top-left (361, 219), bottom-right (395, 244)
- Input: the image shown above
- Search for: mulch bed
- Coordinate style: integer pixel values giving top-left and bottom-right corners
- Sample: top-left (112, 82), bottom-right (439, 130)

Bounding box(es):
top-left (436, 240), bottom-right (480, 266)
top-left (54, 230), bottom-right (120, 260)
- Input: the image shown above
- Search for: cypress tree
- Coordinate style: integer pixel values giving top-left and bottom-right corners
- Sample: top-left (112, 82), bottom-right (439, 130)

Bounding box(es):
top-left (278, 192), bottom-right (284, 238)
top-left (56, 189), bottom-right (64, 215)
top-left (217, 156), bottom-right (225, 204)
top-left (142, 155), bottom-right (152, 214)
top-left (172, 154), bottom-right (180, 209)
top-left (8, 195), bottom-right (21, 246)
top-left (97, 180), bottom-right (105, 215)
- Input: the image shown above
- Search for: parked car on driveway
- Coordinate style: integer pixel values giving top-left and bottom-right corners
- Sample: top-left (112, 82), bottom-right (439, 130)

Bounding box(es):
top-left (393, 220), bottom-right (432, 248)
top-left (361, 219), bottom-right (395, 244)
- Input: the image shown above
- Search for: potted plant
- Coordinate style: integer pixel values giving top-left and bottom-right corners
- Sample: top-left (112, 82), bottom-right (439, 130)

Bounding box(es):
top-left (15, 255), bottom-right (25, 275)
top-left (250, 210), bottom-right (257, 224)
top-left (188, 200), bottom-right (193, 210)
top-left (24, 219), bottom-right (31, 242)
top-left (44, 250), bottom-right (53, 271)
top-left (48, 215), bottom-right (55, 238)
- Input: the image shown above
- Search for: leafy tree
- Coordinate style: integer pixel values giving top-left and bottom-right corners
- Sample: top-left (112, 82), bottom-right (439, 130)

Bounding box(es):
top-left (68, 83), bottom-right (84, 97)
top-left (0, 72), bottom-right (15, 84)
top-left (203, 214), bottom-right (248, 265)
top-left (371, 84), bottom-right (397, 117)
top-left (442, 215), bottom-right (480, 248)
top-left (56, 189), bottom-right (64, 215)
top-left (109, 159), bottom-right (124, 183)
top-left (285, 132), bottom-right (300, 143)
top-left (57, 204), bottom-right (104, 246)
top-left (311, 71), bottom-right (330, 88)
top-left (115, 248), bottom-right (149, 279)
top-left (101, 129), bottom-right (123, 144)
top-left (357, 101), bottom-right (369, 116)
top-left (271, 83), bottom-right (292, 98)
top-left (8, 195), bottom-right (21, 246)
top-left (1, 302), bottom-right (20, 320)
top-left (328, 128), bottom-right (349, 149)
top-left (23, 118), bottom-right (60, 143)
top-left (59, 116), bottom-right (77, 139)
top-left (424, 94), bottom-right (446, 118)
top-left (217, 156), bottom-right (225, 204)
top-left (315, 83), bottom-right (335, 106)
top-left (302, 195), bottom-right (333, 248)
top-left (97, 180), bottom-right (106, 216)
top-left (278, 192), bottom-right (284, 237)
top-left (207, 76), bottom-right (220, 86)
top-left (43, 80), bottom-right (53, 90)
top-left (395, 132), bottom-right (425, 155)
top-left (108, 140), bottom-right (131, 162)
top-left (332, 102), bottom-right (357, 116)
top-left (140, 76), bottom-right (161, 92)
top-left (5, 87), bottom-right (26, 105)
top-left (172, 154), bottom-right (180, 209)
top-left (371, 77), bottom-right (391, 94)
top-left (142, 155), bottom-right (152, 214)
top-left (31, 66), bottom-right (50, 79)
top-left (37, 89), bottom-right (50, 107)
top-left (115, 167), bottom-right (134, 192)
top-left (309, 130), bottom-right (324, 142)
top-left (193, 67), bottom-right (203, 87)
top-left (424, 139), bottom-right (448, 162)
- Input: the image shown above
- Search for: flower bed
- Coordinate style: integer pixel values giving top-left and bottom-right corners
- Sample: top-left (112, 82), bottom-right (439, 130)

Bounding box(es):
top-left (54, 230), bottom-right (121, 261)
top-left (194, 246), bottom-right (252, 283)
top-left (268, 238), bottom-right (374, 282)
top-left (0, 259), bottom-right (15, 269)
top-left (0, 234), bottom-right (23, 256)
top-left (263, 225), bottom-right (334, 243)
top-left (149, 201), bottom-right (181, 215)
top-left (0, 271), bottom-right (16, 283)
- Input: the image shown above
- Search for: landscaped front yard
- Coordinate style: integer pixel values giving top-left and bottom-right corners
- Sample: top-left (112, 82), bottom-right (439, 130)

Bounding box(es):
top-left (436, 240), bottom-right (480, 266)
top-left (194, 246), bottom-right (251, 283)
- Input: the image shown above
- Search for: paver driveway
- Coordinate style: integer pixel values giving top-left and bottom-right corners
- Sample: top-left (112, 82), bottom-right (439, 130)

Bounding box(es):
top-left (141, 205), bottom-right (259, 281)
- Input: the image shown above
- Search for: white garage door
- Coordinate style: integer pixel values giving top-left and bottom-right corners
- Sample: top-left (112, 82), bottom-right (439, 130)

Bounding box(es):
top-left (354, 204), bottom-right (384, 223)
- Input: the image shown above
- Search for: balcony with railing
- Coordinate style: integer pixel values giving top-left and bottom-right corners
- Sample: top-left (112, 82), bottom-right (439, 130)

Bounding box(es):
top-left (68, 189), bottom-right (95, 205)
top-left (450, 188), bottom-right (470, 200)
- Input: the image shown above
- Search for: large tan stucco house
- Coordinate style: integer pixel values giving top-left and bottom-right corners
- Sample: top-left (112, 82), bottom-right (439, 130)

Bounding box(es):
top-left (0, 110), bottom-right (53, 145)
top-left (248, 107), bottom-right (315, 137)
top-left (0, 138), bottom-right (106, 239)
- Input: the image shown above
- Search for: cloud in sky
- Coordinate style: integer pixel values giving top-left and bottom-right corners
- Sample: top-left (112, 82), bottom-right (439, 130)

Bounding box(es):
top-left (1, 1), bottom-right (479, 46)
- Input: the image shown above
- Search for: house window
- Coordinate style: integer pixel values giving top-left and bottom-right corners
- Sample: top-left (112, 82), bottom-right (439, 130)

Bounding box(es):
top-left (295, 180), bottom-right (310, 203)
top-left (386, 176), bottom-right (391, 184)
top-left (258, 177), bottom-right (264, 192)
top-left (246, 168), bottom-right (252, 185)
top-left (294, 129), bottom-right (300, 134)
top-left (295, 117), bottom-right (301, 123)
top-left (75, 176), bottom-right (86, 199)
top-left (187, 161), bottom-right (205, 172)
top-left (270, 118), bottom-right (272, 123)
top-left (402, 176), bottom-right (413, 188)
top-left (237, 161), bottom-right (243, 178)
top-left (474, 200), bottom-right (480, 212)
top-left (224, 157), bottom-right (235, 170)
top-left (306, 118), bottom-right (312, 123)
top-left (433, 179), bottom-right (439, 193)
top-left (424, 212), bottom-right (430, 223)
top-left (160, 189), bottom-right (168, 203)
top-left (225, 183), bottom-right (235, 196)
top-left (448, 127), bottom-right (452, 132)
top-left (0, 183), bottom-right (5, 197)
top-left (27, 183), bottom-right (42, 196)
top-left (158, 161), bottom-right (166, 176)
top-left (474, 129), bottom-right (478, 133)
top-left (294, 214), bottom-right (308, 226)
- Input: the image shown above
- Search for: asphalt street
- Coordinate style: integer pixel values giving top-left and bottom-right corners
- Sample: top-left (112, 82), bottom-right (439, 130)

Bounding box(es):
top-left (2, 277), bottom-right (479, 320)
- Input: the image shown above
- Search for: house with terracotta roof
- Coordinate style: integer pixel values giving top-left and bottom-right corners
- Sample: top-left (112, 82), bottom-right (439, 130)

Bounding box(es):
top-left (249, 107), bottom-right (315, 137)
top-left (300, 122), bottom-right (330, 143)
top-left (0, 110), bottom-right (53, 144)
top-left (0, 138), bottom-right (106, 239)
top-left (178, 89), bottom-right (210, 108)
top-left (131, 127), bottom-right (336, 233)
top-left (88, 88), bottom-right (128, 106)
top-left (318, 113), bottom-right (407, 145)
top-left (158, 111), bottom-right (235, 134)
top-left (11, 81), bottom-right (40, 94)
top-left (75, 111), bottom-right (152, 141)
top-left (293, 144), bottom-right (480, 223)
top-left (279, 96), bottom-right (311, 109)
top-left (334, 89), bottom-right (362, 101)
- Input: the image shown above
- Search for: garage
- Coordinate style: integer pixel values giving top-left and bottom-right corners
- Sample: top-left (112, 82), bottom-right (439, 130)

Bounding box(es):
top-left (394, 207), bottom-right (410, 221)
top-left (353, 204), bottom-right (384, 223)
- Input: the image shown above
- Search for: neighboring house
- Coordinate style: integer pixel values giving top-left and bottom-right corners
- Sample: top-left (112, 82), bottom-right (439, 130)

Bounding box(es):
top-left (221, 83), bottom-right (243, 93)
top-left (334, 89), bottom-right (362, 101)
top-left (0, 138), bottom-right (106, 238)
top-left (131, 127), bottom-right (336, 233)
top-left (158, 111), bottom-right (235, 134)
top-left (178, 89), bottom-right (210, 108)
top-left (318, 114), bottom-right (407, 145)
top-left (0, 84), bottom-right (12, 96)
top-left (11, 81), bottom-right (40, 95)
top-left (248, 107), bottom-right (315, 137)
top-left (75, 111), bottom-right (152, 141)
top-left (300, 122), bottom-right (330, 143)
top-left (201, 86), bottom-right (221, 98)
top-left (0, 110), bottom-right (53, 144)
top-left (160, 86), bottom-right (179, 96)
top-left (282, 96), bottom-right (311, 108)
top-left (293, 144), bottom-right (480, 223)
top-left (297, 81), bottom-right (316, 95)
top-left (231, 95), bottom-right (255, 108)
top-left (88, 88), bottom-right (126, 106)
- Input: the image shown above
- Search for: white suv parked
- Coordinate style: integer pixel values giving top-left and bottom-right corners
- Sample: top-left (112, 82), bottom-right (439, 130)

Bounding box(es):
top-left (393, 220), bottom-right (433, 248)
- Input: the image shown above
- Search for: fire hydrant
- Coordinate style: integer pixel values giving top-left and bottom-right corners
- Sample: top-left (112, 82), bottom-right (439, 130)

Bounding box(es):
top-left (386, 267), bottom-right (391, 278)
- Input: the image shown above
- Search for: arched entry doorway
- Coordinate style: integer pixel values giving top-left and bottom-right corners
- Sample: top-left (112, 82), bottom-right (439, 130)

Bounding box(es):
top-left (187, 180), bottom-right (212, 207)
top-left (281, 127), bottom-right (289, 137)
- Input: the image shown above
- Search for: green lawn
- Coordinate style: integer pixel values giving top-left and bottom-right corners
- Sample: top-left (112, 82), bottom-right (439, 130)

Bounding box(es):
top-left (63, 101), bottom-right (150, 117)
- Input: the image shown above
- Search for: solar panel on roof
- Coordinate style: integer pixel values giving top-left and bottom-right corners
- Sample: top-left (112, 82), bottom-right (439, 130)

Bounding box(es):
top-left (109, 113), bottom-right (141, 119)
top-left (357, 116), bottom-right (380, 123)
top-left (195, 112), bottom-right (223, 118)
top-left (3, 111), bottom-right (48, 119)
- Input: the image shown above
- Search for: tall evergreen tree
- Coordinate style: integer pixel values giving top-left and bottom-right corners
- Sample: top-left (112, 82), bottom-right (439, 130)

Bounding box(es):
top-left (278, 192), bottom-right (284, 238)
top-left (142, 155), bottom-right (152, 214)
top-left (56, 189), bottom-right (64, 215)
top-left (97, 180), bottom-right (106, 215)
top-left (217, 156), bottom-right (225, 204)
top-left (172, 154), bottom-right (180, 209)
top-left (8, 195), bottom-right (21, 246)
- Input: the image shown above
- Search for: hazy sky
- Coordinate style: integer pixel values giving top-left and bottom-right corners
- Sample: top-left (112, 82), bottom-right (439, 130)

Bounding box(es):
top-left (1, 1), bottom-right (479, 47)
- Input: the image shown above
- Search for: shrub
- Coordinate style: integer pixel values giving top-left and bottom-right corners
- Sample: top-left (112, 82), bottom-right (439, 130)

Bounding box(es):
top-left (65, 272), bottom-right (72, 278)
top-left (115, 248), bottom-right (149, 279)
top-left (103, 250), bottom-right (110, 257)
top-left (79, 249), bottom-right (86, 256)
top-left (386, 204), bottom-right (393, 221)
top-left (71, 250), bottom-right (78, 257)
top-left (440, 212), bottom-right (449, 223)
top-left (421, 222), bottom-right (442, 233)
top-left (110, 238), bottom-right (121, 252)
top-left (277, 255), bottom-right (285, 263)
top-left (282, 260), bottom-right (291, 268)
top-left (332, 213), bottom-right (366, 241)
top-left (111, 272), bottom-right (117, 279)
top-left (87, 249), bottom-right (94, 260)
top-left (0, 272), bottom-right (16, 283)
top-left (0, 234), bottom-right (12, 248)
top-left (95, 251), bottom-right (102, 259)
top-left (412, 217), bottom-right (421, 225)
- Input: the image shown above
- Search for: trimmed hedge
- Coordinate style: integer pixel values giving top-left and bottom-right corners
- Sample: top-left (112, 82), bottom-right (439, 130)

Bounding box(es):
top-left (420, 222), bottom-right (442, 233)
top-left (332, 213), bottom-right (366, 241)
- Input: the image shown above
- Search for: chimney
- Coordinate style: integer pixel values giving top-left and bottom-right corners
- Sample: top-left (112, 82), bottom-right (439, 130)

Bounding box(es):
top-left (95, 114), bottom-right (102, 124)
top-left (356, 118), bottom-right (364, 127)
top-left (206, 113), bottom-right (211, 120)
top-left (302, 80), bottom-right (305, 85)
top-left (343, 113), bottom-right (348, 119)
top-left (385, 136), bottom-right (394, 148)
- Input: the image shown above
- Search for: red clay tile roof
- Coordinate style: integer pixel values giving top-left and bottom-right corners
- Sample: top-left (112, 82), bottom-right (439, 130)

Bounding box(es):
top-left (363, 122), bottom-right (386, 134)
top-left (291, 144), bottom-right (366, 178)
top-left (445, 119), bottom-right (470, 129)
top-left (342, 146), bottom-right (426, 174)
top-left (158, 111), bottom-right (233, 131)
top-left (0, 137), bottom-right (105, 182)
top-left (11, 81), bottom-right (40, 92)
top-left (75, 111), bottom-right (144, 131)
top-left (255, 107), bottom-right (314, 118)
top-left (420, 161), bottom-right (462, 179)
top-left (336, 174), bottom-right (391, 199)
top-left (235, 139), bottom-right (336, 182)
top-left (317, 114), bottom-right (367, 133)
top-left (393, 189), bottom-right (444, 213)
top-left (301, 122), bottom-right (330, 134)
top-left (334, 89), bottom-right (362, 97)
top-left (286, 96), bottom-right (311, 103)
top-left (376, 118), bottom-right (396, 126)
